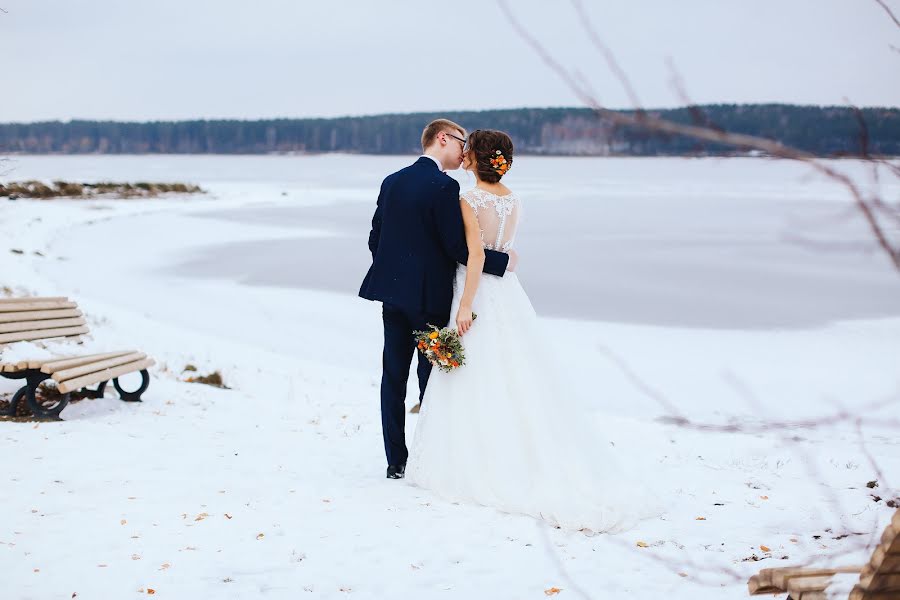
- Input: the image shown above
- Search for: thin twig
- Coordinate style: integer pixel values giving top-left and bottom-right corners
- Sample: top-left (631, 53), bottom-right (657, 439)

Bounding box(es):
top-left (875, 0), bottom-right (900, 28)
top-left (570, 0), bottom-right (643, 111)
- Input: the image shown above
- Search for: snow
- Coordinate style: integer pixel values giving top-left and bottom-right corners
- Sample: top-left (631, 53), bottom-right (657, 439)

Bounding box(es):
top-left (1, 155), bottom-right (898, 599)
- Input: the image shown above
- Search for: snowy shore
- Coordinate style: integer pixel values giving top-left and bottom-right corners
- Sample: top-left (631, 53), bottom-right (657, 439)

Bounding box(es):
top-left (1, 156), bottom-right (899, 599)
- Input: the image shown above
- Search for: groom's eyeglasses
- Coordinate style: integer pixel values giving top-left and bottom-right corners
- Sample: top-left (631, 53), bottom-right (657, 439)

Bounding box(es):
top-left (445, 132), bottom-right (467, 148)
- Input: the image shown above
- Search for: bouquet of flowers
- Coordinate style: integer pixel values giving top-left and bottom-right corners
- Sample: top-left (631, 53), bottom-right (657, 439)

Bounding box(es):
top-left (414, 315), bottom-right (476, 373)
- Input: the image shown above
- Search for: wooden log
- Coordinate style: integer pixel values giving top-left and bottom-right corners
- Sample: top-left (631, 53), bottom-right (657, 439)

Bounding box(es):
top-left (772, 567), bottom-right (862, 591)
top-left (747, 573), bottom-right (772, 595)
top-left (0, 297), bottom-right (68, 304)
top-left (859, 572), bottom-right (900, 592)
top-left (849, 584), bottom-right (900, 599)
top-left (0, 317), bottom-right (86, 334)
top-left (57, 358), bottom-right (155, 394)
top-left (871, 547), bottom-right (900, 574)
top-left (0, 309), bottom-right (83, 324)
top-left (52, 352), bottom-right (146, 381)
top-left (0, 301), bottom-right (77, 313)
top-left (0, 325), bottom-right (89, 344)
top-left (786, 575), bottom-right (833, 594)
top-left (882, 525), bottom-right (898, 547)
top-left (39, 351), bottom-right (136, 374)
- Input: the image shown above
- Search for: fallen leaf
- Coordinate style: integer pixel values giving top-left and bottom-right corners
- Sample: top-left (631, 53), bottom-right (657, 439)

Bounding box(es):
top-left (544, 587), bottom-right (563, 596)
top-left (695, 516), bottom-right (706, 520)
top-left (159, 563), bottom-right (170, 571)
top-left (120, 519), bottom-right (127, 525)
top-left (636, 541), bottom-right (649, 548)
top-left (33, 568), bottom-right (40, 573)
top-left (224, 514), bottom-right (232, 520)
top-left (132, 554), bottom-right (141, 560)
top-left (760, 495), bottom-right (769, 500)
top-left (790, 538), bottom-right (798, 543)
top-left (194, 512), bottom-right (208, 522)
top-left (678, 572), bottom-right (688, 578)
top-left (147, 589), bottom-right (155, 595)
top-left (256, 533), bottom-right (265, 540)
top-left (760, 545), bottom-right (771, 553)
top-left (97, 564), bottom-right (107, 568)
top-left (322, 499), bottom-right (331, 503)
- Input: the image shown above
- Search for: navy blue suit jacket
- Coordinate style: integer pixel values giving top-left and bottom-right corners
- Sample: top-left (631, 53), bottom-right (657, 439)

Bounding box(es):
top-left (359, 157), bottom-right (510, 319)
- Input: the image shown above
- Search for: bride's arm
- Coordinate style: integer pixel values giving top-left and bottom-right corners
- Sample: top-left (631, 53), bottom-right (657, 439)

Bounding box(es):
top-left (456, 199), bottom-right (484, 336)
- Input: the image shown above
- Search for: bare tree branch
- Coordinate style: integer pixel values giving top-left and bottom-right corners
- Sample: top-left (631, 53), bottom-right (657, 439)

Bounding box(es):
top-left (498, 0), bottom-right (900, 271)
top-left (875, 0), bottom-right (900, 28)
top-left (570, 0), bottom-right (643, 111)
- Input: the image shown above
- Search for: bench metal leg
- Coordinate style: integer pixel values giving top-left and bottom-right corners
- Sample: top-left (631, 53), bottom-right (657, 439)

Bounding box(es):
top-left (79, 381), bottom-right (108, 399)
top-left (113, 369), bottom-right (150, 402)
top-left (0, 370), bottom-right (69, 419)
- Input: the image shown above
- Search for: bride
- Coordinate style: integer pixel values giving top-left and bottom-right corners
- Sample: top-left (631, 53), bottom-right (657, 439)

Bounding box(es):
top-left (406, 129), bottom-right (662, 533)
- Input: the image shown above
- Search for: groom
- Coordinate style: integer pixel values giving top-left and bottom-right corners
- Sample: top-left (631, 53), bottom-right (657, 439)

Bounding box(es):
top-left (359, 119), bottom-right (513, 479)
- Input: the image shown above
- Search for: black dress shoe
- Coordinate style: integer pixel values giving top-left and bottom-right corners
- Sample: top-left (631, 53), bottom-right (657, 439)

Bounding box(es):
top-left (386, 464), bottom-right (406, 479)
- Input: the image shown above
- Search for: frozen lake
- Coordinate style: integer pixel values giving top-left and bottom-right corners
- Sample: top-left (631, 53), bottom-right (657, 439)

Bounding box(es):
top-left (4, 154), bottom-right (899, 328)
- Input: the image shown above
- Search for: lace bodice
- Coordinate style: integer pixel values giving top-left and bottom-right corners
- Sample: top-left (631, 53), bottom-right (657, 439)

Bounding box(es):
top-left (460, 188), bottom-right (520, 253)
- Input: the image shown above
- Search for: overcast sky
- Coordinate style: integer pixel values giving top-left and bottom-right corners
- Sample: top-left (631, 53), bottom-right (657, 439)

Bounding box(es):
top-left (2, 1), bottom-right (898, 122)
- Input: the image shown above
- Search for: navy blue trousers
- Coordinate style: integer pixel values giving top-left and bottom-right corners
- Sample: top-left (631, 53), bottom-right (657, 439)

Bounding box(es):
top-left (380, 303), bottom-right (445, 467)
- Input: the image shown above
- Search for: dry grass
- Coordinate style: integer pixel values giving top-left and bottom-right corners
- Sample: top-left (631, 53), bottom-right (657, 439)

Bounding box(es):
top-left (0, 180), bottom-right (204, 200)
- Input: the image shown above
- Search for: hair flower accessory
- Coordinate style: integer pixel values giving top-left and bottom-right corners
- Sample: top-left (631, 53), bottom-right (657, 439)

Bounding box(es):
top-left (489, 150), bottom-right (510, 176)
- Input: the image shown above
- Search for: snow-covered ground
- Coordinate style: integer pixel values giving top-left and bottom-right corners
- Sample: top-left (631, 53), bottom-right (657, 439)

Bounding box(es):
top-left (1, 155), bottom-right (898, 599)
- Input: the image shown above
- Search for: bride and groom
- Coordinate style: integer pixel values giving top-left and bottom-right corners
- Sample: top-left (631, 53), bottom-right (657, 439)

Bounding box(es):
top-left (359, 119), bottom-right (659, 532)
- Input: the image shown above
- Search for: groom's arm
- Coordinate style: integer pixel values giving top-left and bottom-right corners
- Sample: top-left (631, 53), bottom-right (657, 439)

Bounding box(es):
top-left (367, 178), bottom-right (390, 258)
top-left (434, 181), bottom-right (509, 277)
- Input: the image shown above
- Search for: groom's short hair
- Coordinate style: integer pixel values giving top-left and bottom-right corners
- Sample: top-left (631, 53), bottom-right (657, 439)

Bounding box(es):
top-left (421, 119), bottom-right (466, 151)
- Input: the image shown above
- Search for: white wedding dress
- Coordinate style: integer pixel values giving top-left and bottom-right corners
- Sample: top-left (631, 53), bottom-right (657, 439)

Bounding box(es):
top-left (406, 188), bottom-right (662, 533)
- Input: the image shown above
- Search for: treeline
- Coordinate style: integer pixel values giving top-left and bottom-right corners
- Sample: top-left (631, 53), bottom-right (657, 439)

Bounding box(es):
top-left (1, 104), bottom-right (898, 156)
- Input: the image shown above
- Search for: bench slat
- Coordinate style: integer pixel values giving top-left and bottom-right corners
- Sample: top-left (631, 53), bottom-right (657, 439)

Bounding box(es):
top-left (0, 297), bottom-right (69, 304)
top-left (0, 317), bottom-right (86, 335)
top-left (57, 358), bottom-right (155, 393)
top-left (0, 309), bottom-right (83, 324)
top-left (52, 352), bottom-right (146, 381)
top-left (0, 354), bottom-right (78, 372)
top-left (0, 301), bottom-right (77, 313)
top-left (0, 325), bottom-right (89, 344)
top-left (39, 351), bottom-right (137, 374)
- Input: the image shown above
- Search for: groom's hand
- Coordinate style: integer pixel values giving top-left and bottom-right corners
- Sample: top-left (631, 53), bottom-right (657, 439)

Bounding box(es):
top-left (506, 249), bottom-right (519, 272)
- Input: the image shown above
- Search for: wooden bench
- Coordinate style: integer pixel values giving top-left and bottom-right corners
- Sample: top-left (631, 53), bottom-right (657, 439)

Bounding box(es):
top-left (0, 296), bottom-right (154, 418)
top-left (748, 508), bottom-right (900, 599)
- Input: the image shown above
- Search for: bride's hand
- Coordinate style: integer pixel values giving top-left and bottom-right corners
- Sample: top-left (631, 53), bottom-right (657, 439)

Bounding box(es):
top-left (456, 305), bottom-right (474, 336)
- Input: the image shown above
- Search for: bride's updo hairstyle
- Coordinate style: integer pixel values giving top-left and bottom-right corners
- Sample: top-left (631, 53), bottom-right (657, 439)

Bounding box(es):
top-left (466, 129), bottom-right (513, 183)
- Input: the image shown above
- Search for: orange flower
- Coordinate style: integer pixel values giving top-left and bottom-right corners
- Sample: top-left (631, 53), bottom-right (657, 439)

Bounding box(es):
top-left (429, 331), bottom-right (439, 340)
